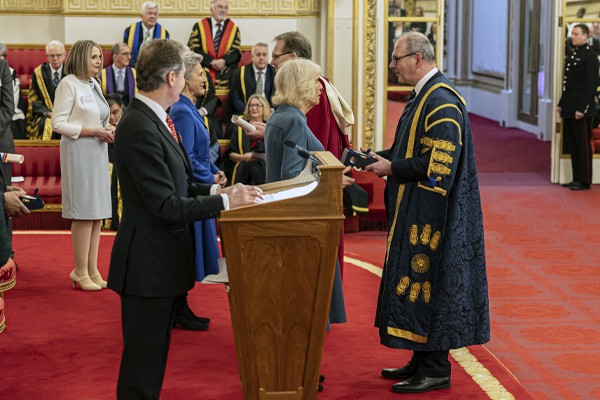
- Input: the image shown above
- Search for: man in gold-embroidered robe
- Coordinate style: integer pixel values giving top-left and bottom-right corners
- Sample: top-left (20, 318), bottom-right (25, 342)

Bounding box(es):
top-left (26, 40), bottom-right (65, 140)
top-left (188, 0), bottom-right (241, 91)
top-left (365, 32), bottom-right (489, 394)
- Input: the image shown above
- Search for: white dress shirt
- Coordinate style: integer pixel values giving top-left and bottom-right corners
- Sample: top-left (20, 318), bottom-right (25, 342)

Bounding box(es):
top-left (212, 19), bottom-right (226, 37)
top-left (50, 65), bottom-right (63, 77)
top-left (134, 93), bottom-right (229, 209)
top-left (414, 67), bottom-right (439, 96)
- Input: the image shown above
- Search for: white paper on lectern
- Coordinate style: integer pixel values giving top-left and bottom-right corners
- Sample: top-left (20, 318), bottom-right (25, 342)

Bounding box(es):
top-left (201, 257), bottom-right (229, 284)
top-left (262, 181), bottom-right (318, 203)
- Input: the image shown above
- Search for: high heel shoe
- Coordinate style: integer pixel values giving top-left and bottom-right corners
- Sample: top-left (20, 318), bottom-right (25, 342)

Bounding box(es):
top-left (70, 270), bottom-right (102, 291)
top-left (89, 273), bottom-right (108, 289)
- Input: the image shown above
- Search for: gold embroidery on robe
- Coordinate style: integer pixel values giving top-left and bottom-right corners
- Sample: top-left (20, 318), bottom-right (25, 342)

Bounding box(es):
top-left (411, 254), bottom-right (430, 273)
top-left (410, 225), bottom-right (418, 245)
top-left (430, 163), bottom-right (451, 175)
top-left (430, 231), bottom-right (441, 250)
top-left (422, 282), bottom-right (431, 303)
top-left (396, 276), bottom-right (410, 295)
top-left (432, 151), bottom-right (453, 164)
top-left (420, 137), bottom-right (456, 152)
top-left (420, 224), bottom-right (431, 245)
top-left (409, 282), bottom-right (421, 302)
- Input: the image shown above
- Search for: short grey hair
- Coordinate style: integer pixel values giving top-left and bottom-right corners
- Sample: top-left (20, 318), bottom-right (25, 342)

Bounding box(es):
top-left (141, 1), bottom-right (158, 13)
top-left (183, 52), bottom-right (204, 80)
top-left (136, 39), bottom-right (186, 92)
top-left (46, 40), bottom-right (65, 53)
top-left (0, 43), bottom-right (7, 55)
top-left (401, 31), bottom-right (436, 63)
top-left (252, 42), bottom-right (268, 53)
top-left (210, 0), bottom-right (227, 7)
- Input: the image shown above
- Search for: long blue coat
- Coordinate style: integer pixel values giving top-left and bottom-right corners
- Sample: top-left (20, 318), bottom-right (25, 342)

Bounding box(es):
top-left (170, 94), bottom-right (220, 281)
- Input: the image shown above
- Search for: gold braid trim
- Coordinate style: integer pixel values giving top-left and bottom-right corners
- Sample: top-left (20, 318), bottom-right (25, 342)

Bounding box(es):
top-left (410, 225), bottom-right (418, 245)
top-left (411, 254), bottom-right (430, 273)
top-left (432, 151), bottom-right (453, 164)
top-left (422, 282), bottom-right (431, 303)
top-left (420, 224), bottom-right (431, 244)
top-left (42, 118), bottom-right (53, 140)
top-left (396, 276), bottom-right (410, 295)
top-left (420, 137), bottom-right (456, 152)
top-left (430, 163), bottom-right (451, 175)
top-left (387, 327), bottom-right (428, 343)
top-left (409, 282), bottom-right (421, 302)
top-left (430, 231), bottom-right (441, 250)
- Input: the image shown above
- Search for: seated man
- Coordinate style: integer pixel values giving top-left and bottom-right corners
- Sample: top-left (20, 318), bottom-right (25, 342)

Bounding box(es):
top-left (26, 40), bottom-right (65, 140)
top-left (97, 43), bottom-right (137, 107)
top-left (195, 67), bottom-right (224, 164)
top-left (188, 0), bottom-right (241, 90)
top-left (229, 42), bottom-right (275, 117)
top-left (0, 44), bottom-right (26, 139)
top-left (123, 1), bottom-right (169, 66)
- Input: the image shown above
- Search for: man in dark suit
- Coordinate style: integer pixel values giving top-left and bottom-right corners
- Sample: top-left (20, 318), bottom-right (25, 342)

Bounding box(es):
top-left (25, 40), bottom-right (65, 140)
top-left (558, 24), bottom-right (598, 191)
top-left (229, 42), bottom-right (275, 116)
top-left (107, 38), bottom-right (262, 400)
top-left (97, 43), bottom-right (137, 107)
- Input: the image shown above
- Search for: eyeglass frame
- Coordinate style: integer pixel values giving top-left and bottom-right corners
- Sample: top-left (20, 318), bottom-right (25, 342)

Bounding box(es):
top-left (391, 52), bottom-right (417, 65)
top-left (46, 53), bottom-right (65, 59)
top-left (248, 103), bottom-right (264, 109)
top-left (271, 51), bottom-right (294, 60)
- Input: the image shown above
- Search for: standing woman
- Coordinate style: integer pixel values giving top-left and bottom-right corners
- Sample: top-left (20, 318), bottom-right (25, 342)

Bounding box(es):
top-left (52, 40), bottom-right (114, 291)
top-left (169, 52), bottom-right (226, 330)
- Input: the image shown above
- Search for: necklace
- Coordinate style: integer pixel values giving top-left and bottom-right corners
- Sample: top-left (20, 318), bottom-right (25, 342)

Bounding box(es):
top-left (182, 92), bottom-right (196, 103)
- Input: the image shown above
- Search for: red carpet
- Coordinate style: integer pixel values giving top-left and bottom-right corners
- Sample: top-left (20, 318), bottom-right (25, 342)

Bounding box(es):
top-left (1, 231), bottom-right (533, 400)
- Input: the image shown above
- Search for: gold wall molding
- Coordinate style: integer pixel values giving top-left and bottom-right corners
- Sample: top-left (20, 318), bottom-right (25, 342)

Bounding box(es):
top-left (362, 0), bottom-right (376, 149)
top-left (0, 0), bottom-right (320, 16)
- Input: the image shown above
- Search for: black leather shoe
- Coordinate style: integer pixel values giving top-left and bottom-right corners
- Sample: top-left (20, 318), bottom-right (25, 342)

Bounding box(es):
top-left (562, 181), bottom-right (574, 187)
top-left (173, 311), bottom-right (209, 331)
top-left (319, 375), bottom-right (325, 383)
top-left (381, 361), bottom-right (418, 380)
top-left (391, 374), bottom-right (451, 393)
top-left (571, 182), bottom-right (591, 191)
top-left (318, 384), bottom-right (323, 393)
top-left (187, 304), bottom-right (211, 324)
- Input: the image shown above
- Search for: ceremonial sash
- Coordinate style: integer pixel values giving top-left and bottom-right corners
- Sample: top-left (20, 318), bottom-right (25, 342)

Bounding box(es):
top-left (100, 68), bottom-right (111, 95)
top-left (34, 66), bottom-right (53, 112)
top-left (230, 125), bottom-right (244, 185)
top-left (199, 18), bottom-right (238, 82)
top-left (129, 22), bottom-right (168, 60)
top-left (101, 67), bottom-right (138, 98)
top-left (320, 76), bottom-right (354, 135)
top-left (240, 65), bottom-right (247, 101)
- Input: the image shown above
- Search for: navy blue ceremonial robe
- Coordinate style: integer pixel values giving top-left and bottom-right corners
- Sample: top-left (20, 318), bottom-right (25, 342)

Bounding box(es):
top-left (375, 73), bottom-right (490, 351)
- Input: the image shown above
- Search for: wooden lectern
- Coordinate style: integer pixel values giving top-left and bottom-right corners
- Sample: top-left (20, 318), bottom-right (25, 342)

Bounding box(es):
top-left (219, 152), bottom-right (345, 400)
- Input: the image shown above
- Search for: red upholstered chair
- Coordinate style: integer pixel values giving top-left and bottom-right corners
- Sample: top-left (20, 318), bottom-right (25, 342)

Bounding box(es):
top-left (0, 298), bottom-right (5, 334)
top-left (12, 142), bottom-right (62, 204)
top-left (592, 128), bottom-right (600, 154)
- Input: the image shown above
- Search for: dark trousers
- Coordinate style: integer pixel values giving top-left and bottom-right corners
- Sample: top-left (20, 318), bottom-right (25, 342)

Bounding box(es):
top-left (564, 117), bottom-right (594, 184)
top-left (117, 295), bottom-right (178, 400)
top-left (410, 350), bottom-right (451, 378)
top-left (3, 162), bottom-right (13, 258)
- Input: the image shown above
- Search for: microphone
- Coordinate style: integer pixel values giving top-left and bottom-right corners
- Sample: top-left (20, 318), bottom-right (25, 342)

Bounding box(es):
top-left (284, 140), bottom-right (323, 165)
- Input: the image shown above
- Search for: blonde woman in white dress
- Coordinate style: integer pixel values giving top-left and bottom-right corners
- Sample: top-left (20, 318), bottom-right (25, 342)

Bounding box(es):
top-left (51, 40), bottom-right (114, 291)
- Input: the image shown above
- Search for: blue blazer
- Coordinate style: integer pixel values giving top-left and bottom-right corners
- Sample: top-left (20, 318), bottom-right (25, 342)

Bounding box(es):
top-left (170, 94), bottom-right (219, 184)
top-left (169, 94), bottom-right (221, 281)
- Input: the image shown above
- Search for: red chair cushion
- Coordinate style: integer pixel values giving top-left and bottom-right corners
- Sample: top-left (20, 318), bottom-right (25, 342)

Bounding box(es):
top-left (0, 258), bottom-right (16, 291)
top-left (593, 139), bottom-right (600, 154)
top-left (14, 177), bottom-right (62, 203)
top-left (593, 128), bottom-right (600, 140)
top-left (0, 298), bottom-right (5, 333)
top-left (13, 146), bottom-right (61, 177)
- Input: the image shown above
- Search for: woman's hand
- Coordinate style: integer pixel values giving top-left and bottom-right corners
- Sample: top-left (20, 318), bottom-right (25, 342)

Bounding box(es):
top-left (243, 153), bottom-right (255, 162)
top-left (214, 171), bottom-right (227, 186)
top-left (246, 122), bottom-right (266, 141)
top-left (94, 127), bottom-right (115, 143)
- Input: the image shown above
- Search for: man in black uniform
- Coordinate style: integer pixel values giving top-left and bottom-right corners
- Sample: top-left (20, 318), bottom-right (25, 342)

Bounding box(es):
top-left (559, 24), bottom-right (598, 191)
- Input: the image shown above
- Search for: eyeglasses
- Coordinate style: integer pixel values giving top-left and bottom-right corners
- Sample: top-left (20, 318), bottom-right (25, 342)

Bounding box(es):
top-left (249, 104), bottom-right (264, 109)
top-left (271, 51), bottom-right (293, 60)
top-left (119, 52), bottom-right (133, 57)
top-left (47, 53), bottom-right (65, 58)
top-left (391, 53), bottom-right (417, 65)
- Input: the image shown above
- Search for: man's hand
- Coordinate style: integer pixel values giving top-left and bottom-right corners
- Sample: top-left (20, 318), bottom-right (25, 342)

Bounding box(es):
top-left (199, 108), bottom-right (207, 116)
top-left (211, 59), bottom-right (226, 72)
top-left (342, 166), bottom-right (355, 188)
top-left (243, 152), bottom-right (255, 162)
top-left (4, 191), bottom-right (30, 218)
top-left (246, 122), bottom-right (266, 141)
top-left (557, 107), bottom-right (561, 115)
top-left (359, 147), bottom-right (377, 157)
top-left (218, 183), bottom-right (264, 209)
top-left (6, 186), bottom-right (26, 195)
top-left (214, 171), bottom-right (227, 186)
top-left (365, 153), bottom-right (393, 177)
top-left (575, 111), bottom-right (585, 119)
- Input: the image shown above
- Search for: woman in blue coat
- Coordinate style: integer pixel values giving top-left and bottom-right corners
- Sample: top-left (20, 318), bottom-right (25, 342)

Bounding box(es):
top-left (169, 52), bottom-right (227, 331)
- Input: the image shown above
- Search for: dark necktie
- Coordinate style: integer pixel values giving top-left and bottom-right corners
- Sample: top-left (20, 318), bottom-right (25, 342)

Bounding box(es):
top-left (166, 115), bottom-right (179, 143)
top-left (256, 71), bottom-right (264, 96)
top-left (53, 71), bottom-right (60, 89)
top-left (214, 23), bottom-right (223, 54)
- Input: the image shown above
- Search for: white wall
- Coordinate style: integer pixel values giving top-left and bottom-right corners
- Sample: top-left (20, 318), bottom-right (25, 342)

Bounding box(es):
top-left (0, 15), bottom-right (66, 43)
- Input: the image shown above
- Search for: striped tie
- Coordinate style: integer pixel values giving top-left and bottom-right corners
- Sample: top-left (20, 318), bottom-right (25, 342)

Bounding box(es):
top-left (213, 23), bottom-right (223, 54)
